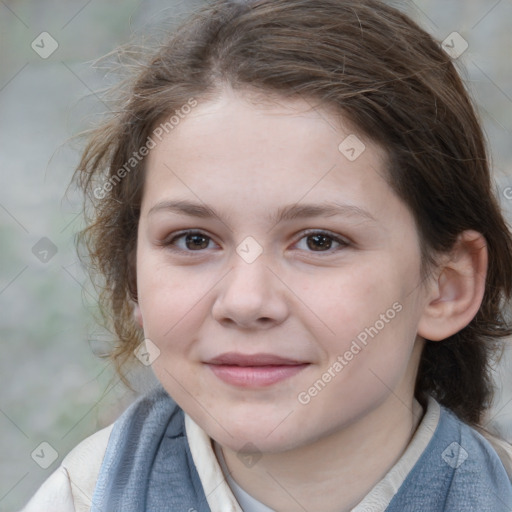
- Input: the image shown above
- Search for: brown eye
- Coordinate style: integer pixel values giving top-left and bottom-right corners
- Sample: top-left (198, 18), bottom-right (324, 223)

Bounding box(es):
top-left (185, 233), bottom-right (210, 250)
top-left (294, 230), bottom-right (349, 253)
top-left (306, 233), bottom-right (333, 251)
top-left (162, 230), bottom-right (217, 252)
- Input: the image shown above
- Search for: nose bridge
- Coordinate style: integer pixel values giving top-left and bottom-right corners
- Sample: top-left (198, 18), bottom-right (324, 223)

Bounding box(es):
top-left (226, 253), bottom-right (272, 305)
top-left (212, 251), bottom-right (288, 327)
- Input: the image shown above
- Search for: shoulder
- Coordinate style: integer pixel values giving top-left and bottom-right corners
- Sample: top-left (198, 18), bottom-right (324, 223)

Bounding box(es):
top-left (475, 426), bottom-right (512, 482)
top-left (20, 388), bottom-right (185, 511)
top-left (387, 401), bottom-right (512, 511)
top-left (440, 406), bottom-right (511, 481)
top-left (62, 423), bottom-right (115, 509)
top-left (20, 424), bottom-right (114, 512)
top-left (438, 407), bottom-right (512, 509)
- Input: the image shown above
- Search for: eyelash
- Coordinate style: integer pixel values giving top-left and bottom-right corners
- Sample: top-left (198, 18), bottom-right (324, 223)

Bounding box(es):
top-left (160, 229), bottom-right (350, 255)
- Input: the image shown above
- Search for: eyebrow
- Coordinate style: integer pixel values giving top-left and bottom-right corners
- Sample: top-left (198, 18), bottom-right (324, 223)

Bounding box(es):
top-left (148, 199), bottom-right (377, 224)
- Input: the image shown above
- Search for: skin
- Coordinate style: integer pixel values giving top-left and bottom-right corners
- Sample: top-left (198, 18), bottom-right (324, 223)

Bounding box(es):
top-left (135, 87), bottom-right (487, 511)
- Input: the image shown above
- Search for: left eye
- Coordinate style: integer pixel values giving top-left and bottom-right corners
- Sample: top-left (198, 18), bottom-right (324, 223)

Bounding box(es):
top-left (295, 231), bottom-right (349, 252)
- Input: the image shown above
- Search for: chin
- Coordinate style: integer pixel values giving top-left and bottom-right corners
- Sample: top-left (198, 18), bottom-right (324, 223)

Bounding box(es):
top-left (207, 415), bottom-right (306, 454)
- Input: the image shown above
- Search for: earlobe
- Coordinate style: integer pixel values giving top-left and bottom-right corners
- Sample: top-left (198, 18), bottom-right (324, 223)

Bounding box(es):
top-left (417, 230), bottom-right (487, 341)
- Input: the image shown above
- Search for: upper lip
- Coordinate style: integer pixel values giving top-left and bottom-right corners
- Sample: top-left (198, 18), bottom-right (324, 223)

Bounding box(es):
top-left (206, 352), bottom-right (309, 366)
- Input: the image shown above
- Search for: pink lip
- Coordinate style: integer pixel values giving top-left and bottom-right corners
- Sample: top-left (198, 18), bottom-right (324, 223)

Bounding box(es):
top-left (205, 352), bottom-right (310, 387)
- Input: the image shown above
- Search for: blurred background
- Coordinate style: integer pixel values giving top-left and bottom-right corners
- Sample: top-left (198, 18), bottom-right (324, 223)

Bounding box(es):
top-left (0, 0), bottom-right (511, 509)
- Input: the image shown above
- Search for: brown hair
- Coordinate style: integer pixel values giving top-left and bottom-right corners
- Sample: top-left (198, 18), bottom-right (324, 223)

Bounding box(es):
top-left (74, 0), bottom-right (512, 427)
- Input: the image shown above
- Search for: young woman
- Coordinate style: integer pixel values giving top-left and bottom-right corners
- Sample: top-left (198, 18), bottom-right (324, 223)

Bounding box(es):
top-left (23, 1), bottom-right (512, 510)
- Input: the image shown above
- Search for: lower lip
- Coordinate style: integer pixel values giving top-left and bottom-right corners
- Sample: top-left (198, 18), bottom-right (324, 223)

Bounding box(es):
top-left (207, 364), bottom-right (309, 387)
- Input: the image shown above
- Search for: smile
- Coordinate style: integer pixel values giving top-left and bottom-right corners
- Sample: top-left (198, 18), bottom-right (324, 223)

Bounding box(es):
top-left (205, 352), bottom-right (310, 387)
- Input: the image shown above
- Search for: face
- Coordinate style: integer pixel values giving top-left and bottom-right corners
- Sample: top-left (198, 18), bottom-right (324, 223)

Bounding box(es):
top-left (136, 88), bottom-right (431, 453)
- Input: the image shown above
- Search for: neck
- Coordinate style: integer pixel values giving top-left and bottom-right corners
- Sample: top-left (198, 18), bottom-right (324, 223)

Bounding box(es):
top-left (216, 395), bottom-right (424, 512)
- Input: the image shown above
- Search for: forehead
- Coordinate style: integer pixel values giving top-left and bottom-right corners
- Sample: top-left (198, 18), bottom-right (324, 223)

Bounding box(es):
top-left (142, 89), bottom-right (397, 223)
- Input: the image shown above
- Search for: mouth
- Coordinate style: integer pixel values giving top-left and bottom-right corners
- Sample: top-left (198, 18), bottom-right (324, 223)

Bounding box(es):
top-left (205, 352), bottom-right (310, 387)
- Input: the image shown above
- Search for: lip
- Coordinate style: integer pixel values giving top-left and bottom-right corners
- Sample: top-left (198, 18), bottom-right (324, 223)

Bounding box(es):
top-left (207, 352), bottom-right (308, 366)
top-left (205, 352), bottom-right (310, 387)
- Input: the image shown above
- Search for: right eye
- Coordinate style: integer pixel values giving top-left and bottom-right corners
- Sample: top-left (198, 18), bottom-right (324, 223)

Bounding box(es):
top-left (162, 230), bottom-right (219, 252)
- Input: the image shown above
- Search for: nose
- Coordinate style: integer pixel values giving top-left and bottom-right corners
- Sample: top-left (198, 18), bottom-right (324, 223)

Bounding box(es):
top-left (211, 256), bottom-right (289, 330)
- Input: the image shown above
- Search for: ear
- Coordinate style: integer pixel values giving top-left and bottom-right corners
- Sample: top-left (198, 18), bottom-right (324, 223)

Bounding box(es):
top-left (417, 230), bottom-right (487, 341)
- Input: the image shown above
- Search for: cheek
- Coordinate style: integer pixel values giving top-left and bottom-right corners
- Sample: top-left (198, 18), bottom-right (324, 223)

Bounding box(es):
top-left (304, 258), bottom-right (420, 373)
top-left (300, 261), bottom-right (401, 337)
top-left (136, 256), bottom-right (212, 348)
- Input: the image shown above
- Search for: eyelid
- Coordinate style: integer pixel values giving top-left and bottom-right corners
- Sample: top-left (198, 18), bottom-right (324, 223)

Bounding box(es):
top-left (298, 228), bottom-right (350, 244)
top-left (292, 228), bottom-right (351, 250)
top-left (158, 228), bottom-right (351, 254)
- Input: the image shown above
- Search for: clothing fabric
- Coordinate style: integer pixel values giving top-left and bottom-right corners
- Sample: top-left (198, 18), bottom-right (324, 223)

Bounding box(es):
top-left (88, 386), bottom-right (512, 511)
top-left (207, 399), bottom-right (438, 512)
top-left (90, 388), bottom-right (211, 512)
top-left (21, 385), bottom-right (512, 511)
top-left (21, 424), bottom-right (113, 512)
